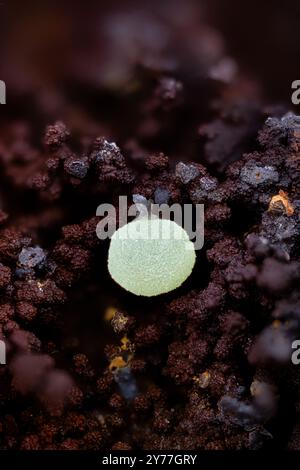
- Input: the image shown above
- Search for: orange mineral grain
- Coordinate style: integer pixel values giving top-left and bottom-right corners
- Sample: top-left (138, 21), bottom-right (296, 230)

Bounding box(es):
top-left (268, 190), bottom-right (294, 216)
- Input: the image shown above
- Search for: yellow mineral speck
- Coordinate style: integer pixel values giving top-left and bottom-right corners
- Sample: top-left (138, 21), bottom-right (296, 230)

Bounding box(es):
top-left (109, 356), bottom-right (127, 371)
top-left (104, 306), bottom-right (118, 321)
top-left (193, 371), bottom-right (211, 388)
top-left (108, 336), bottom-right (135, 371)
top-left (120, 336), bottom-right (130, 351)
top-left (268, 190), bottom-right (294, 216)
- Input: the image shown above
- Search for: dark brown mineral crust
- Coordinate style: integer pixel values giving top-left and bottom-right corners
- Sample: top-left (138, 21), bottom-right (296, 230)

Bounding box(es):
top-left (0, 0), bottom-right (299, 452)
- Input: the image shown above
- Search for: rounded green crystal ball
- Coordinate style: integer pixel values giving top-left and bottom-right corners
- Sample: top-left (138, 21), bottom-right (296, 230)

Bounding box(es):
top-left (108, 217), bottom-right (196, 296)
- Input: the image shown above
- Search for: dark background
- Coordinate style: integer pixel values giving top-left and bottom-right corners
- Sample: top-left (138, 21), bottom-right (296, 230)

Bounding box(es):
top-left (1, 0), bottom-right (299, 105)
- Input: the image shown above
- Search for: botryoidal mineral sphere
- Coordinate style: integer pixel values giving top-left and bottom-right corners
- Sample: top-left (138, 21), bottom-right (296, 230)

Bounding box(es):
top-left (108, 217), bottom-right (196, 296)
